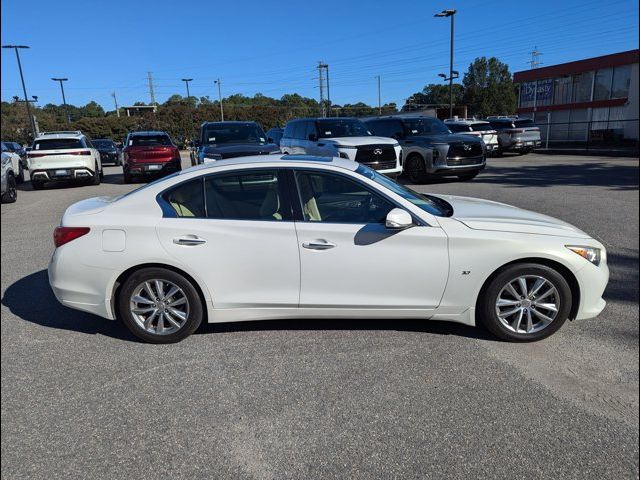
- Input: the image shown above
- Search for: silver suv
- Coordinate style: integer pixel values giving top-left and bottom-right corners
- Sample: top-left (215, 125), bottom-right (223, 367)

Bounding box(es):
top-left (486, 116), bottom-right (541, 155)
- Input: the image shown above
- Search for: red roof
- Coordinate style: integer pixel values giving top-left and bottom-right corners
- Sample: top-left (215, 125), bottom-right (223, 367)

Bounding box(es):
top-left (513, 49), bottom-right (639, 83)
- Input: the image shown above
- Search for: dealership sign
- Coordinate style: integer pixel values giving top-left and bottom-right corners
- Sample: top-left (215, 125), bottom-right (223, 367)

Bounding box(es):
top-left (520, 79), bottom-right (554, 103)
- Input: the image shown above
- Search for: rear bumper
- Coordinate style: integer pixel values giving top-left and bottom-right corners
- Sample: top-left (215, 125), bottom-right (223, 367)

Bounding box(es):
top-left (30, 167), bottom-right (97, 182)
top-left (503, 140), bottom-right (542, 151)
top-left (124, 160), bottom-right (181, 176)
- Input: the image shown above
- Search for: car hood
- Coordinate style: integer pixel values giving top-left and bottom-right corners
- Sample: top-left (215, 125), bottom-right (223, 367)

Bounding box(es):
top-left (325, 137), bottom-right (399, 147)
top-left (202, 143), bottom-right (279, 157)
top-left (407, 133), bottom-right (482, 144)
top-left (435, 194), bottom-right (591, 238)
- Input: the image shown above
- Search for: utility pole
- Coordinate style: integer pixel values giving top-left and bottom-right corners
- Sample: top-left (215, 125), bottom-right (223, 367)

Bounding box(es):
top-left (317, 62), bottom-right (330, 118)
top-left (147, 71), bottom-right (156, 105)
top-left (181, 78), bottom-right (193, 98)
top-left (2, 44), bottom-right (36, 139)
top-left (112, 92), bottom-right (120, 118)
top-left (51, 77), bottom-right (70, 123)
top-left (375, 75), bottom-right (382, 115)
top-left (529, 46), bottom-right (543, 69)
top-left (214, 79), bottom-right (224, 121)
top-left (434, 9), bottom-right (457, 119)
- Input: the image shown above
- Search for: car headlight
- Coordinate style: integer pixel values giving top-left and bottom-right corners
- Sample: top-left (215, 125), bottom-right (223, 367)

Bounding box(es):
top-left (566, 245), bottom-right (601, 266)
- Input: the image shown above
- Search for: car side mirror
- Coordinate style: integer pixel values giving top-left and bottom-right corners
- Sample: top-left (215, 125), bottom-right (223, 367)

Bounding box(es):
top-left (308, 133), bottom-right (318, 142)
top-left (385, 208), bottom-right (413, 229)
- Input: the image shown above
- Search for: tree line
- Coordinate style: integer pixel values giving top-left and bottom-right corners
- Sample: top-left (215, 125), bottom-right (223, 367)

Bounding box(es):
top-left (1, 57), bottom-right (516, 145)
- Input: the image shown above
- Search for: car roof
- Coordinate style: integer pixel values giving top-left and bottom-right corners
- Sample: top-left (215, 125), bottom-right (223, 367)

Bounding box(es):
top-left (444, 119), bottom-right (490, 125)
top-left (35, 131), bottom-right (84, 139)
top-left (182, 154), bottom-right (358, 175)
top-left (128, 131), bottom-right (169, 136)
top-left (201, 121), bottom-right (259, 126)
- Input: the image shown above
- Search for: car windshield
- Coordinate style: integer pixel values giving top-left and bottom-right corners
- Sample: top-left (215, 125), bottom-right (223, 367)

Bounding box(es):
top-left (33, 138), bottom-right (84, 150)
top-left (317, 119), bottom-right (372, 138)
top-left (202, 124), bottom-right (267, 145)
top-left (355, 165), bottom-right (452, 217)
top-left (129, 135), bottom-right (172, 146)
top-left (404, 118), bottom-right (451, 136)
top-left (93, 140), bottom-right (115, 148)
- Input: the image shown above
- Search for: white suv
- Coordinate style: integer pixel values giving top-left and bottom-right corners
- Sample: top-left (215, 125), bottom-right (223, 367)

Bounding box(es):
top-left (444, 118), bottom-right (499, 154)
top-left (280, 118), bottom-right (402, 177)
top-left (28, 131), bottom-right (103, 190)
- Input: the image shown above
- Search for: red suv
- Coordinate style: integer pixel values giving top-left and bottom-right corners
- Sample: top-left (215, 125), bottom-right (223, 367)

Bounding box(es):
top-left (122, 131), bottom-right (182, 183)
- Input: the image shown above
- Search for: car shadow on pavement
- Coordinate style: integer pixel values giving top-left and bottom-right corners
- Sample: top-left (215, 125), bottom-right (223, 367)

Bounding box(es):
top-left (2, 270), bottom-right (496, 342)
top-left (2, 270), bottom-right (136, 341)
top-left (473, 161), bottom-right (639, 191)
top-left (604, 250), bottom-right (640, 304)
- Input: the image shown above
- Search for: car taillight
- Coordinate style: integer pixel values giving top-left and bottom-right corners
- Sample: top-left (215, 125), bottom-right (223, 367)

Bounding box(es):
top-left (172, 147), bottom-right (181, 161)
top-left (54, 227), bottom-right (90, 247)
top-left (69, 150), bottom-right (92, 155)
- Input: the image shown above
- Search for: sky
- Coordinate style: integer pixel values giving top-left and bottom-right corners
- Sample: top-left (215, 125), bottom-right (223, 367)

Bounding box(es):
top-left (1, 0), bottom-right (638, 111)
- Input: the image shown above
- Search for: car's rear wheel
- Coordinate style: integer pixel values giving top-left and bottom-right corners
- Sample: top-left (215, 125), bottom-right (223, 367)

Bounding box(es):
top-left (92, 162), bottom-right (101, 185)
top-left (478, 263), bottom-right (572, 341)
top-left (2, 173), bottom-right (17, 203)
top-left (123, 171), bottom-right (133, 184)
top-left (117, 267), bottom-right (203, 343)
top-left (405, 154), bottom-right (430, 184)
top-left (31, 179), bottom-right (45, 190)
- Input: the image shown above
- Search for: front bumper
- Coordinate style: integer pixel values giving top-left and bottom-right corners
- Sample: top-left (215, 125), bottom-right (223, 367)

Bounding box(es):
top-left (100, 152), bottom-right (119, 163)
top-left (428, 155), bottom-right (486, 175)
top-left (30, 167), bottom-right (97, 182)
top-left (574, 260), bottom-right (610, 320)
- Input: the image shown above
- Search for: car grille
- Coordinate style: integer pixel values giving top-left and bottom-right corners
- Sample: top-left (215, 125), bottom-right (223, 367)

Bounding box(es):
top-left (354, 144), bottom-right (397, 170)
top-left (447, 142), bottom-right (483, 160)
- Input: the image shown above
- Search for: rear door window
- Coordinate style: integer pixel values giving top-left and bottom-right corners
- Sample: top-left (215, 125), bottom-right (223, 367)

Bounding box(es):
top-left (33, 138), bottom-right (84, 150)
top-left (161, 179), bottom-right (206, 218)
top-left (205, 170), bottom-right (286, 221)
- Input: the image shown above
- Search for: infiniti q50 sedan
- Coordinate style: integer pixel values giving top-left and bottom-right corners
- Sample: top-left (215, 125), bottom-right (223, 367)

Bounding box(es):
top-left (48, 155), bottom-right (609, 343)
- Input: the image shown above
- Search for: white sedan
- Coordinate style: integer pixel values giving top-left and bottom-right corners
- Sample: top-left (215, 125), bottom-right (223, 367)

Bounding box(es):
top-left (48, 155), bottom-right (609, 343)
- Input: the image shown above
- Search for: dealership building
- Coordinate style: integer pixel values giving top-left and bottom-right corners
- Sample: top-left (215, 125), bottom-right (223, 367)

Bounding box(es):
top-left (513, 49), bottom-right (639, 148)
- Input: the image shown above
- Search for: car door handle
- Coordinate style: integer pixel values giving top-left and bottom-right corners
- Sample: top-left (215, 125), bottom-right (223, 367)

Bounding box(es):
top-left (302, 239), bottom-right (336, 250)
top-left (173, 235), bottom-right (207, 246)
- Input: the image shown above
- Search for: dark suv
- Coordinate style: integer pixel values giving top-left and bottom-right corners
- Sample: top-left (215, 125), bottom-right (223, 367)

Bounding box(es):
top-left (364, 116), bottom-right (485, 183)
top-left (122, 131), bottom-right (181, 183)
top-left (92, 139), bottom-right (121, 165)
top-left (196, 121), bottom-right (279, 163)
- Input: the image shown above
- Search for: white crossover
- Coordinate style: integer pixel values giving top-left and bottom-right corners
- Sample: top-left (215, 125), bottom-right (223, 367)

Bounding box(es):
top-left (49, 155), bottom-right (609, 343)
top-left (28, 131), bottom-right (103, 189)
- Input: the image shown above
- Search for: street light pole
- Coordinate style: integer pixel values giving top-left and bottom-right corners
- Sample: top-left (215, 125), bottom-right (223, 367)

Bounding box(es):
top-left (214, 79), bottom-right (224, 121)
top-left (434, 9), bottom-right (457, 118)
top-left (375, 75), bottom-right (382, 115)
top-left (51, 77), bottom-right (70, 123)
top-left (181, 78), bottom-right (193, 99)
top-left (2, 44), bottom-right (36, 139)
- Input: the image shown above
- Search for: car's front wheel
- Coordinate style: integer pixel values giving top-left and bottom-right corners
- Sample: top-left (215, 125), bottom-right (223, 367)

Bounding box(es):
top-left (405, 154), bottom-right (431, 184)
top-left (1, 173), bottom-right (17, 203)
top-left (117, 267), bottom-right (203, 343)
top-left (478, 263), bottom-right (572, 341)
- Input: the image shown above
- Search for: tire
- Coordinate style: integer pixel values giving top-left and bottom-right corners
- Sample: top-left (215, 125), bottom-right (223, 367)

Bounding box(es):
top-left (405, 154), bottom-right (431, 184)
top-left (117, 267), bottom-right (203, 343)
top-left (31, 180), bottom-right (44, 190)
top-left (478, 263), bottom-right (572, 342)
top-left (123, 172), bottom-right (133, 184)
top-left (1, 173), bottom-right (17, 203)
top-left (458, 172), bottom-right (478, 181)
top-left (92, 163), bottom-right (101, 185)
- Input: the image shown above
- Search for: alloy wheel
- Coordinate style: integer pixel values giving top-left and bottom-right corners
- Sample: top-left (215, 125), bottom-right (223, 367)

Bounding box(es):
top-left (495, 275), bottom-right (560, 334)
top-left (129, 279), bottom-right (190, 335)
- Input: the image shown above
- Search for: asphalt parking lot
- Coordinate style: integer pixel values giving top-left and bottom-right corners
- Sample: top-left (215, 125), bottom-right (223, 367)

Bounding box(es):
top-left (1, 153), bottom-right (638, 479)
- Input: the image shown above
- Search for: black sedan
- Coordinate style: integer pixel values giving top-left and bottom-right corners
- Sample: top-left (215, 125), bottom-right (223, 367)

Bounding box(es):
top-left (93, 139), bottom-right (121, 165)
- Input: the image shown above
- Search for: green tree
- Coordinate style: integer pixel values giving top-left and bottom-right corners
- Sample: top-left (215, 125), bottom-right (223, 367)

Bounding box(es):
top-left (402, 84), bottom-right (464, 111)
top-left (462, 57), bottom-right (517, 117)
